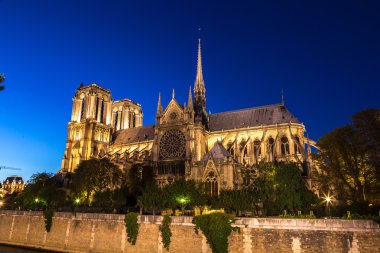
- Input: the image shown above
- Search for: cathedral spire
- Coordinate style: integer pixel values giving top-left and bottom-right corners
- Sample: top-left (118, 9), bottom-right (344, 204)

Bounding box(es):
top-left (172, 88), bottom-right (175, 99)
top-left (193, 38), bottom-right (208, 129)
top-left (156, 92), bottom-right (162, 115)
top-left (194, 38), bottom-right (205, 93)
top-left (188, 86), bottom-right (193, 110)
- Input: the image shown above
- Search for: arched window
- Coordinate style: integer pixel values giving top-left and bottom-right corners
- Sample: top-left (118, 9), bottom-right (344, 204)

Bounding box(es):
top-left (114, 112), bottom-right (118, 129)
top-left (253, 139), bottom-right (261, 163)
top-left (294, 136), bottom-right (301, 154)
top-left (281, 136), bottom-right (290, 155)
top-left (243, 146), bottom-right (248, 164)
top-left (227, 142), bottom-right (234, 156)
top-left (205, 171), bottom-right (218, 196)
top-left (268, 137), bottom-right (275, 157)
top-left (100, 100), bottom-right (105, 123)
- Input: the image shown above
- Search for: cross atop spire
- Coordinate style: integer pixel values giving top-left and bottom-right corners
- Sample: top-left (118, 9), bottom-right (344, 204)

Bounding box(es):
top-left (194, 38), bottom-right (205, 93)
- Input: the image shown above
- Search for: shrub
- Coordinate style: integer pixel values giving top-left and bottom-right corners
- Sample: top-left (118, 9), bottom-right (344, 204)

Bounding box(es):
top-left (192, 213), bottom-right (239, 253)
top-left (160, 215), bottom-right (172, 250)
top-left (43, 208), bottom-right (54, 232)
top-left (125, 212), bottom-right (139, 245)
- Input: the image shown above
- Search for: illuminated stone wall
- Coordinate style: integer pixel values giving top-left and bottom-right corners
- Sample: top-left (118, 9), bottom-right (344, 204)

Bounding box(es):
top-left (0, 211), bottom-right (379, 253)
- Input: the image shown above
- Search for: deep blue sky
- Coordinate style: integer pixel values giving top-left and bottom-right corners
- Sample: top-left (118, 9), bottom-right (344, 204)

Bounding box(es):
top-left (1, 0), bottom-right (379, 182)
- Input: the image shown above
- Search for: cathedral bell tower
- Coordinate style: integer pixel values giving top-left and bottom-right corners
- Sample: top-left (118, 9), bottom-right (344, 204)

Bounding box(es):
top-left (61, 84), bottom-right (113, 172)
top-left (193, 38), bottom-right (208, 129)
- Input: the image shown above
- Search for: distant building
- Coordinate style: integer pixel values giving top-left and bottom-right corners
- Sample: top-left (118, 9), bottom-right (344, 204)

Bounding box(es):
top-left (60, 39), bottom-right (315, 194)
top-left (2, 176), bottom-right (25, 194)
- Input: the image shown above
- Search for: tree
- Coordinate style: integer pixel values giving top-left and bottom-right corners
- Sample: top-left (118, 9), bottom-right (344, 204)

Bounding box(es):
top-left (20, 173), bottom-right (66, 210)
top-left (242, 162), bottom-right (316, 215)
top-left (137, 183), bottom-right (166, 215)
top-left (217, 188), bottom-right (255, 216)
top-left (71, 158), bottom-right (124, 205)
top-left (0, 73), bottom-right (4, 91)
top-left (313, 109), bottom-right (380, 203)
top-left (273, 163), bottom-right (316, 212)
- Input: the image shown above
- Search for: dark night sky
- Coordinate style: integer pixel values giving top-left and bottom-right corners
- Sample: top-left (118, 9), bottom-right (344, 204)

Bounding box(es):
top-left (0, 0), bottom-right (379, 181)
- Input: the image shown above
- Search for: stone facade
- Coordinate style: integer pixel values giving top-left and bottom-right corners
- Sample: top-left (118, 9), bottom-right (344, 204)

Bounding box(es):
top-left (0, 210), bottom-right (379, 253)
top-left (60, 39), bottom-right (315, 193)
top-left (1, 176), bottom-right (25, 195)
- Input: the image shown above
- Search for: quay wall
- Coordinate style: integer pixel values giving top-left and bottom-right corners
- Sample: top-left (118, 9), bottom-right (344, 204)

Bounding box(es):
top-left (0, 210), bottom-right (379, 253)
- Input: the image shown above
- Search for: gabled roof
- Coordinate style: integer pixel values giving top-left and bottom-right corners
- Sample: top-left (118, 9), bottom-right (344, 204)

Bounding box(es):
top-left (208, 104), bottom-right (300, 132)
top-left (4, 176), bottom-right (24, 183)
top-left (112, 125), bottom-right (155, 145)
top-left (202, 142), bottom-right (231, 161)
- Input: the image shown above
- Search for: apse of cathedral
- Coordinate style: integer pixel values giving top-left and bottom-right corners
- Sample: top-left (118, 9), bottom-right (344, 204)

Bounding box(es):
top-left (60, 39), bottom-right (314, 193)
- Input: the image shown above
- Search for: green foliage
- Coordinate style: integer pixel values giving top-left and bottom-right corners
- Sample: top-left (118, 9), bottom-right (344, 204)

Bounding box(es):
top-left (163, 179), bottom-right (211, 213)
top-left (0, 73), bottom-right (4, 91)
top-left (93, 187), bottom-right (127, 212)
top-left (218, 188), bottom-right (255, 215)
top-left (313, 109), bottom-right (380, 203)
top-left (20, 173), bottom-right (66, 210)
top-left (125, 212), bottom-right (139, 245)
top-left (137, 183), bottom-right (166, 215)
top-left (160, 215), bottom-right (172, 250)
top-left (226, 163), bottom-right (317, 216)
top-left (43, 208), bottom-right (54, 232)
top-left (273, 163), bottom-right (317, 212)
top-left (278, 213), bottom-right (316, 219)
top-left (71, 158), bottom-right (124, 205)
top-left (192, 213), bottom-right (239, 253)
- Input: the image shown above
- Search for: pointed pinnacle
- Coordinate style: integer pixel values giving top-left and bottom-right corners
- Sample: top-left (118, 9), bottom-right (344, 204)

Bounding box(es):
top-left (194, 38), bottom-right (204, 90)
top-left (188, 86), bottom-right (193, 109)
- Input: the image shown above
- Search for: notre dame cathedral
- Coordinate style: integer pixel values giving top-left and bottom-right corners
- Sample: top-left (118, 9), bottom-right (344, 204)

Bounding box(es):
top-left (60, 39), bottom-right (314, 195)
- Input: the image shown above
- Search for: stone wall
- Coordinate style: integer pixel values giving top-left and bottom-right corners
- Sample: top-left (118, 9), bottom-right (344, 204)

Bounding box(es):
top-left (0, 210), bottom-right (379, 253)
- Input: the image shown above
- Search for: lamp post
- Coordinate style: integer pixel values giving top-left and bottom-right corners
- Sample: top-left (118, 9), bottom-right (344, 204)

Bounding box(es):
top-left (326, 196), bottom-right (331, 217)
top-left (323, 194), bottom-right (333, 218)
top-left (35, 197), bottom-right (39, 211)
top-left (74, 198), bottom-right (80, 215)
top-left (176, 196), bottom-right (190, 216)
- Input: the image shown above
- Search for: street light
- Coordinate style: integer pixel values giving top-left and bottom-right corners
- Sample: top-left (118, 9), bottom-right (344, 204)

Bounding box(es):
top-left (34, 197), bottom-right (40, 211)
top-left (176, 195), bottom-right (190, 216)
top-left (322, 193), bottom-right (334, 218)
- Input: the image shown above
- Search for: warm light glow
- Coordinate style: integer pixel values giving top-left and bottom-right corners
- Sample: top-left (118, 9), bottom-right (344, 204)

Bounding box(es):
top-left (75, 198), bottom-right (80, 204)
top-left (35, 198), bottom-right (39, 203)
top-left (321, 193), bottom-right (334, 205)
top-left (0, 201), bottom-right (3, 206)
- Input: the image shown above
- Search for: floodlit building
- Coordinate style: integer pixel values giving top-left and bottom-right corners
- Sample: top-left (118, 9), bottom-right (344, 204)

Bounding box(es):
top-left (1, 176), bottom-right (25, 194)
top-left (60, 40), bottom-right (315, 194)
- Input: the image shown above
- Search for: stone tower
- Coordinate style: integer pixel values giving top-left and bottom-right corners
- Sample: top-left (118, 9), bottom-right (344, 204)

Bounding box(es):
top-left (61, 84), bottom-right (113, 172)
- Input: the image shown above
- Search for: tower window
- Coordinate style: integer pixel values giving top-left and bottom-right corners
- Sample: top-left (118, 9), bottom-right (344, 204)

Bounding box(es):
top-left (80, 99), bottom-right (85, 120)
top-left (114, 112), bottom-right (118, 129)
top-left (100, 100), bottom-right (105, 123)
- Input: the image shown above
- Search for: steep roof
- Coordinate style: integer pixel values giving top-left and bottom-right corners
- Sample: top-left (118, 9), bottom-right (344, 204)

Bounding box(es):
top-left (208, 104), bottom-right (300, 132)
top-left (4, 176), bottom-right (24, 183)
top-left (112, 125), bottom-right (155, 145)
top-left (202, 142), bottom-right (231, 161)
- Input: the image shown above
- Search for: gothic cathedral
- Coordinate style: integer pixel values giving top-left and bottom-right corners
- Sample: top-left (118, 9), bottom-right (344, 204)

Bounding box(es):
top-left (60, 39), bottom-right (314, 194)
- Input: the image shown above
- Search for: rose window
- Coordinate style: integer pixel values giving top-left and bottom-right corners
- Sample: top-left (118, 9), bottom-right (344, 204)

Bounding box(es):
top-left (159, 129), bottom-right (186, 159)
